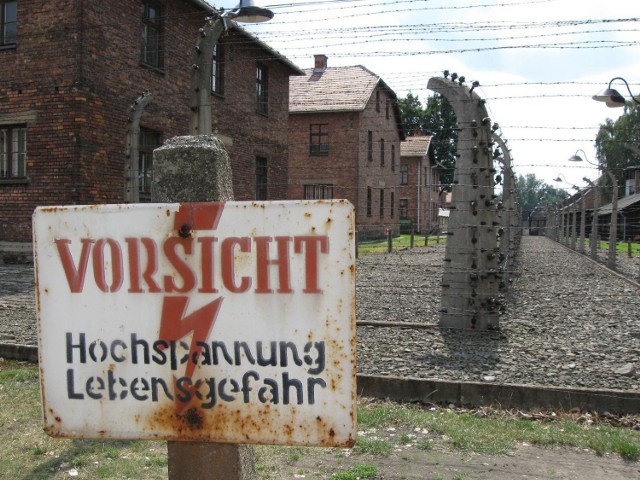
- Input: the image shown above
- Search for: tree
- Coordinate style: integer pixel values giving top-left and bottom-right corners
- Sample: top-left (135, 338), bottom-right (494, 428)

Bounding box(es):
top-left (516, 173), bottom-right (569, 219)
top-left (397, 93), bottom-right (458, 185)
top-left (595, 104), bottom-right (640, 203)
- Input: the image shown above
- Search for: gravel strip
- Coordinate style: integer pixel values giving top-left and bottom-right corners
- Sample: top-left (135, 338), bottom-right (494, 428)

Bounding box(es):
top-left (357, 236), bottom-right (640, 391)
top-left (2, 236), bottom-right (640, 393)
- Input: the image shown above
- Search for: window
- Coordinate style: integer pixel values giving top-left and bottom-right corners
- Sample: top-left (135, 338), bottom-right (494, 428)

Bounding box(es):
top-left (379, 189), bottom-right (384, 218)
top-left (380, 138), bottom-right (385, 166)
top-left (211, 44), bottom-right (224, 95)
top-left (141, 1), bottom-right (163, 69)
top-left (367, 131), bottom-right (373, 161)
top-left (390, 192), bottom-right (395, 218)
top-left (0, 125), bottom-right (26, 178)
top-left (304, 184), bottom-right (333, 200)
top-left (256, 156), bottom-right (268, 200)
top-left (309, 124), bottom-right (328, 155)
top-left (375, 90), bottom-right (380, 112)
top-left (391, 144), bottom-right (396, 171)
top-left (400, 164), bottom-right (408, 185)
top-left (138, 128), bottom-right (161, 201)
top-left (1, 1), bottom-right (17, 46)
top-left (399, 199), bottom-right (409, 219)
top-left (385, 100), bottom-right (390, 120)
top-left (366, 187), bottom-right (372, 217)
top-left (256, 64), bottom-right (268, 115)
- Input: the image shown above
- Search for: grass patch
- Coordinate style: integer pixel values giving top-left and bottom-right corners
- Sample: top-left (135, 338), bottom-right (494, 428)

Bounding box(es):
top-left (354, 437), bottom-right (394, 456)
top-left (331, 463), bottom-right (378, 479)
top-left (357, 400), bottom-right (640, 458)
top-left (0, 360), bottom-right (168, 479)
top-left (357, 234), bottom-right (444, 254)
top-left (2, 360), bottom-right (640, 480)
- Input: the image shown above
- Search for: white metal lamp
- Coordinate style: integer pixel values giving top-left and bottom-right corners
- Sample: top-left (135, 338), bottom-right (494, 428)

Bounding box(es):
top-left (592, 77), bottom-right (640, 108)
top-left (229, 0), bottom-right (274, 23)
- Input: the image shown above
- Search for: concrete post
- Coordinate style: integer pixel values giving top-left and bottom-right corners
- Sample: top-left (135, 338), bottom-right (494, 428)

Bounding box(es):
top-left (605, 170), bottom-right (619, 270)
top-left (428, 76), bottom-right (500, 330)
top-left (590, 178), bottom-right (600, 261)
top-left (571, 203), bottom-right (577, 250)
top-left (152, 135), bottom-right (257, 480)
top-left (492, 133), bottom-right (518, 288)
top-left (579, 192), bottom-right (587, 254)
top-left (125, 90), bottom-right (153, 202)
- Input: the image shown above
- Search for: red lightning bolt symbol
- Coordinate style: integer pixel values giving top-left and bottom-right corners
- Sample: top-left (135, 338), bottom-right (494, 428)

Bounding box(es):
top-left (158, 203), bottom-right (225, 413)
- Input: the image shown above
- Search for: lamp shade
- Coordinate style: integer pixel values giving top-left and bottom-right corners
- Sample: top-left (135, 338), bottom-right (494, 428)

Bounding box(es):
top-left (592, 88), bottom-right (626, 108)
top-left (568, 154), bottom-right (583, 162)
top-left (232, 0), bottom-right (274, 23)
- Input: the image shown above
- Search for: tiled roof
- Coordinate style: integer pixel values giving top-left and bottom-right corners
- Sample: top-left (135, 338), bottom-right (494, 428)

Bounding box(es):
top-left (401, 136), bottom-right (432, 157)
top-left (289, 65), bottom-right (381, 113)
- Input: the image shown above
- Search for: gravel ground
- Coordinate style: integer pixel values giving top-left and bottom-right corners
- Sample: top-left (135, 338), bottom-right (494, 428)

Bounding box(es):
top-left (2, 235), bottom-right (640, 392)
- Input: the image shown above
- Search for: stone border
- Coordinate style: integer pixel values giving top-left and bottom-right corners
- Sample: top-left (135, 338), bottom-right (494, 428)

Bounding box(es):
top-left (0, 343), bottom-right (38, 362)
top-left (357, 374), bottom-right (640, 414)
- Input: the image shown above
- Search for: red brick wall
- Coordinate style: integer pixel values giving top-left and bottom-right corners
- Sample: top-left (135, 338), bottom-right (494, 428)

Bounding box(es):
top-left (0, 0), bottom-right (295, 242)
top-left (288, 84), bottom-right (402, 238)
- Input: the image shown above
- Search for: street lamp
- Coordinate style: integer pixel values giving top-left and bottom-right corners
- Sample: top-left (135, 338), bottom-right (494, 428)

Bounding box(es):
top-left (592, 77), bottom-right (640, 108)
top-left (190, 1), bottom-right (274, 135)
top-left (569, 150), bottom-right (619, 269)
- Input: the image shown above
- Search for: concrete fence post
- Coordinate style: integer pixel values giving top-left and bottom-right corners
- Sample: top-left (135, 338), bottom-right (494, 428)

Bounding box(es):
top-left (152, 135), bottom-right (257, 480)
top-left (428, 76), bottom-right (500, 330)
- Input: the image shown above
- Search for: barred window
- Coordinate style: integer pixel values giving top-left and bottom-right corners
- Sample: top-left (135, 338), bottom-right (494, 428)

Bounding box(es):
top-left (304, 183), bottom-right (333, 200)
top-left (138, 128), bottom-right (161, 201)
top-left (141, 1), bottom-right (163, 69)
top-left (0, 125), bottom-right (26, 178)
top-left (256, 156), bottom-right (268, 200)
top-left (1, 1), bottom-right (17, 46)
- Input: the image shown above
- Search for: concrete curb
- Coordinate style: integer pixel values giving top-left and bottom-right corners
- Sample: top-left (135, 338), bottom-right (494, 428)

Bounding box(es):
top-left (3, 342), bottom-right (640, 414)
top-left (0, 343), bottom-right (38, 362)
top-left (357, 374), bottom-right (640, 414)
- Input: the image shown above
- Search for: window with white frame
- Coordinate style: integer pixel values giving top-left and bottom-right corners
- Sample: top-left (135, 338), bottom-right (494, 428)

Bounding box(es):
top-left (0, 125), bottom-right (26, 178)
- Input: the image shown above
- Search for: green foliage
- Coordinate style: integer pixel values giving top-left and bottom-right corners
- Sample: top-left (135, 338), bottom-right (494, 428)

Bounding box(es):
top-left (397, 92), bottom-right (458, 186)
top-left (595, 104), bottom-right (640, 203)
top-left (516, 173), bottom-right (569, 219)
top-left (331, 463), bottom-right (378, 479)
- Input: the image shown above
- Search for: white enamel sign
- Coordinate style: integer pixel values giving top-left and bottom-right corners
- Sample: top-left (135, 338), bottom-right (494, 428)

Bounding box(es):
top-left (33, 201), bottom-right (356, 446)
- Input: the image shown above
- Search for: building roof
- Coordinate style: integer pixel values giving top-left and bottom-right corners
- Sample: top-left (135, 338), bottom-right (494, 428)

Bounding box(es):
top-left (597, 191), bottom-right (640, 216)
top-left (289, 65), bottom-right (384, 113)
top-left (401, 136), bottom-right (433, 157)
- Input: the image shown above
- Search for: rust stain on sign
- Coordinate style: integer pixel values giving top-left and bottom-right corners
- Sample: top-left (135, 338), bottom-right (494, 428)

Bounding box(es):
top-left (34, 200), bottom-right (356, 447)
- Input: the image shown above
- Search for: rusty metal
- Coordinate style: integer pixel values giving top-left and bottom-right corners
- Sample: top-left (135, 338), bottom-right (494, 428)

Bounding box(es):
top-left (33, 200), bottom-right (357, 447)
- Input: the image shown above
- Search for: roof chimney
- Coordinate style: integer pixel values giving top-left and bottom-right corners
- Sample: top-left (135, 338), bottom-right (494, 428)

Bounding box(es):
top-left (313, 54), bottom-right (328, 73)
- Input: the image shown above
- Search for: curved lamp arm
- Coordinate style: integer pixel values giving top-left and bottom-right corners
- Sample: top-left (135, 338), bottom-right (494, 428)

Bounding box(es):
top-left (593, 77), bottom-right (640, 108)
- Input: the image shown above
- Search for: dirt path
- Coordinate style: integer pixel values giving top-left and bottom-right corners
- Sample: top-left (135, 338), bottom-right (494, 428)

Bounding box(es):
top-left (265, 442), bottom-right (640, 479)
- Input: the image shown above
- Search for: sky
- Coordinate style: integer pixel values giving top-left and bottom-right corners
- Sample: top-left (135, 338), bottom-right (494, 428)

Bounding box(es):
top-left (235, 0), bottom-right (640, 192)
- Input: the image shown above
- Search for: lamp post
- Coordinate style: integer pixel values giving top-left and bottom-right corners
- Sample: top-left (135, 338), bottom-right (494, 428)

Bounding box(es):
top-left (569, 150), bottom-right (618, 269)
top-left (190, 0), bottom-right (274, 135)
top-left (164, 3), bottom-right (274, 480)
top-left (592, 77), bottom-right (640, 108)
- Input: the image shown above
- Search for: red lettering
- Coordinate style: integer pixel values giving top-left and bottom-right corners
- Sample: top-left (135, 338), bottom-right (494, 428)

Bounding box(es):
top-left (163, 238), bottom-right (196, 293)
top-left (294, 236), bottom-right (329, 293)
top-left (198, 237), bottom-right (218, 293)
top-left (92, 239), bottom-right (124, 293)
top-left (255, 236), bottom-right (293, 294)
top-left (55, 238), bottom-right (94, 293)
top-left (221, 237), bottom-right (251, 293)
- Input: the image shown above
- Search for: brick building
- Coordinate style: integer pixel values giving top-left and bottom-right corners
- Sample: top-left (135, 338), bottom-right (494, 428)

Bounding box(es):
top-left (0, 0), bottom-right (301, 248)
top-left (287, 55), bottom-right (404, 238)
top-left (399, 135), bottom-right (440, 233)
